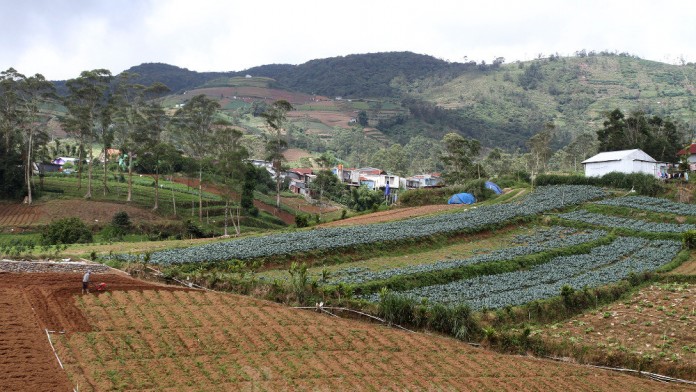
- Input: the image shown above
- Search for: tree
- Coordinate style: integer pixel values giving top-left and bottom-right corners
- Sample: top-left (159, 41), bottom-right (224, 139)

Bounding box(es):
top-left (112, 73), bottom-right (170, 203)
top-left (596, 109), bottom-right (685, 162)
top-left (308, 169), bottom-right (342, 220)
top-left (261, 100), bottom-right (293, 208)
top-left (403, 135), bottom-right (443, 175)
top-left (62, 69), bottom-right (113, 199)
top-left (597, 108), bottom-right (632, 154)
top-left (563, 132), bottom-right (597, 172)
top-left (526, 123), bottom-right (555, 176)
top-left (172, 94), bottom-right (221, 221)
top-left (372, 144), bottom-right (409, 177)
top-left (212, 127), bottom-right (249, 235)
top-left (0, 68), bottom-right (55, 203)
top-left (441, 133), bottom-right (481, 184)
top-left (357, 110), bottom-right (368, 127)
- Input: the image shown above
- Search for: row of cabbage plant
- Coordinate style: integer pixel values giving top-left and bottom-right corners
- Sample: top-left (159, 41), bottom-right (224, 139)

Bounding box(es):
top-left (558, 210), bottom-right (696, 233)
top-left (327, 227), bottom-right (607, 285)
top-left (595, 195), bottom-right (696, 216)
top-left (111, 185), bottom-right (607, 265)
top-left (367, 237), bottom-right (680, 310)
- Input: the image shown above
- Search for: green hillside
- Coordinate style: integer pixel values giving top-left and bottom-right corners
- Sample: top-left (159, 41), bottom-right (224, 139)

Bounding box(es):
top-left (401, 54), bottom-right (696, 147)
top-left (48, 52), bottom-right (696, 151)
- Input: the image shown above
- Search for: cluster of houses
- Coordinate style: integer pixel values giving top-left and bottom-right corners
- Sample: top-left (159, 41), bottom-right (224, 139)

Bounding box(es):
top-left (249, 159), bottom-right (444, 202)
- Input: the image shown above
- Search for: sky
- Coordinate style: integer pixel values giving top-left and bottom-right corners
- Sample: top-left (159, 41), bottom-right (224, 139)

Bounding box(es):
top-left (2, 0), bottom-right (695, 81)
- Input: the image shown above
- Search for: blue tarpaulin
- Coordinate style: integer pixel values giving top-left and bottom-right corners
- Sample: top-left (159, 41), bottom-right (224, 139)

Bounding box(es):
top-left (485, 181), bottom-right (502, 195)
top-left (447, 193), bottom-right (476, 205)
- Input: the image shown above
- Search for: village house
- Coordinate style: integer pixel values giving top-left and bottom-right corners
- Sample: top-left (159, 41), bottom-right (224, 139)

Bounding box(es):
top-left (582, 149), bottom-right (666, 178)
top-left (287, 168), bottom-right (315, 197)
top-left (333, 165), bottom-right (400, 192)
top-left (403, 173), bottom-right (444, 189)
top-left (677, 143), bottom-right (696, 171)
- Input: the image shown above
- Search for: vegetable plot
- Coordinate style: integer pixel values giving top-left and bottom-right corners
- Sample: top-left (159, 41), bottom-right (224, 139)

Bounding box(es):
top-left (113, 185), bottom-right (606, 265)
top-left (328, 227), bottom-right (607, 285)
top-left (596, 195), bottom-right (696, 216)
top-left (558, 210), bottom-right (696, 233)
top-left (376, 238), bottom-right (681, 310)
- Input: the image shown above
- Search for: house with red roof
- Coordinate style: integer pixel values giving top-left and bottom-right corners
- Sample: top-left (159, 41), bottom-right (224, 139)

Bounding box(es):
top-left (677, 143), bottom-right (696, 170)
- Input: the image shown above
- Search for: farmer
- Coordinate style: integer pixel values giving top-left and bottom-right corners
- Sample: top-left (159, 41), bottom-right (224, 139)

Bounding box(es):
top-left (82, 269), bottom-right (92, 294)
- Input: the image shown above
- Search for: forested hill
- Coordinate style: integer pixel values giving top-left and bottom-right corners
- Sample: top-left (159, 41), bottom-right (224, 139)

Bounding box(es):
top-left (51, 52), bottom-right (465, 97)
top-left (248, 52), bottom-right (469, 97)
top-left (120, 63), bottom-right (233, 93)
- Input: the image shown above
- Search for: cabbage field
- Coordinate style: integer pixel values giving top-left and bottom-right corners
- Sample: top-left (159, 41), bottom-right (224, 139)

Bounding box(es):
top-left (371, 237), bottom-right (681, 309)
top-left (558, 210), bottom-right (696, 233)
top-left (114, 185), bottom-right (607, 265)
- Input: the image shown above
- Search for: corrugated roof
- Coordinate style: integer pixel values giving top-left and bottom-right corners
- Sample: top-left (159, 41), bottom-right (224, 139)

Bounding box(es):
top-left (677, 144), bottom-right (696, 156)
top-left (581, 149), bottom-right (656, 164)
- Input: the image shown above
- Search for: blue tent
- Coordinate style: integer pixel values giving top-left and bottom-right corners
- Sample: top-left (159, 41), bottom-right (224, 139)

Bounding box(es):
top-left (485, 181), bottom-right (502, 195)
top-left (447, 193), bottom-right (476, 205)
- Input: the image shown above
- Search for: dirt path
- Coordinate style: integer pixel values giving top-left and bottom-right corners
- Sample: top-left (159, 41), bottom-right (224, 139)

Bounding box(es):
top-left (319, 204), bottom-right (465, 227)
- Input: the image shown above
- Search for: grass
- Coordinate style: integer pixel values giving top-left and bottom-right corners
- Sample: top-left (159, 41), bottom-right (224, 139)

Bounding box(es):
top-left (256, 225), bottom-right (532, 282)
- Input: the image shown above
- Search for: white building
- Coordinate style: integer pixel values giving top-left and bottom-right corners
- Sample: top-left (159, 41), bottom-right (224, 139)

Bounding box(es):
top-left (582, 149), bottom-right (665, 178)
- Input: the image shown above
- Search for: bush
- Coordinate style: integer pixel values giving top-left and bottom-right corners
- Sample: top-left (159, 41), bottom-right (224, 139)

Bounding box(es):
top-left (99, 224), bottom-right (124, 242)
top-left (683, 230), bottom-right (696, 249)
top-left (535, 172), bottom-right (663, 196)
top-left (41, 217), bottom-right (93, 245)
top-left (111, 211), bottom-right (132, 231)
top-left (295, 214), bottom-right (309, 228)
top-left (399, 180), bottom-right (496, 207)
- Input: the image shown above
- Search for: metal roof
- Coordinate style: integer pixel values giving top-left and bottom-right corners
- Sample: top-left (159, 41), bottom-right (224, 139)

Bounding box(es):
top-left (581, 149), bottom-right (656, 164)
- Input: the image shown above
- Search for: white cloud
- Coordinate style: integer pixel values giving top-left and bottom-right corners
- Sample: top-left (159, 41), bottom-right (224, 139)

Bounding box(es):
top-left (0, 0), bottom-right (694, 80)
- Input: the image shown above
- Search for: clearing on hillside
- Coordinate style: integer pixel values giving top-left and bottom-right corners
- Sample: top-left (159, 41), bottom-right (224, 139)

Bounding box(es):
top-left (0, 267), bottom-right (689, 391)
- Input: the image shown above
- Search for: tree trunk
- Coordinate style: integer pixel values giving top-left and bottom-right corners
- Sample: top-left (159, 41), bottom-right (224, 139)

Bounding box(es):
top-left (77, 140), bottom-right (83, 190)
top-left (127, 152), bottom-right (133, 202)
top-left (198, 166), bottom-right (203, 222)
top-left (223, 200), bottom-right (228, 236)
top-left (102, 144), bottom-right (108, 196)
top-left (25, 129), bottom-right (33, 204)
top-left (153, 170), bottom-right (159, 210)
top-left (171, 185), bottom-right (177, 216)
top-left (85, 142), bottom-right (93, 199)
top-left (275, 162), bottom-right (281, 209)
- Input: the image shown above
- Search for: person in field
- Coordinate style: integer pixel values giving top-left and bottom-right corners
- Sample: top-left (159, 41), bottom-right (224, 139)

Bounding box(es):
top-left (82, 269), bottom-right (91, 294)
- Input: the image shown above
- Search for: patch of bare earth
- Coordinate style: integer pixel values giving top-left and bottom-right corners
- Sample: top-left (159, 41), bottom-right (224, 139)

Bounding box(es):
top-left (538, 283), bottom-right (695, 380)
top-left (36, 199), bottom-right (170, 226)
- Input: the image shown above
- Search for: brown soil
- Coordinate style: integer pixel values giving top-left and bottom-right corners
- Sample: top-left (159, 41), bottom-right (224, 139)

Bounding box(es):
top-left (280, 196), bottom-right (340, 215)
top-left (319, 204), bottom-right (465, 227)
top-left (282, 148), bottom-right (312, 162)
top-left (0, 199), bottom-right (172, 232)
top-left (0, 271), bottom-right (189, 391)
top-left (671, 259), bottom-right (696, 275)
top-left (538, 283), bottom-right (696, 380)
top-left (0, 270), bottom-right (690, 391)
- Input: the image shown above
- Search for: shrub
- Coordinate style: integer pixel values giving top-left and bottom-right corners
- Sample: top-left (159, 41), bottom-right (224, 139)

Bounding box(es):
top-left (41, 217), bottom-right (93, 245)
top-left (683, 230), bottom-right (696, 249)
top-left (295, 214), bottom-right (309, 228)
top-left (111, 211), bottom-right (132, 231)
top-left (535, 172), bottom-right (663, 196)
top-left (399, 180), bottom-right (496, 207)
top-left (99, 224), bottom-right (124, 242)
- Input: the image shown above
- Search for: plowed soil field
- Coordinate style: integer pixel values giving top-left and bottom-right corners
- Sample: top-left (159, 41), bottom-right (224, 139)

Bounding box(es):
top-left (1, 270), bottom-right (692, 391)
top-left (0, 200), bottom-right (170, 231)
